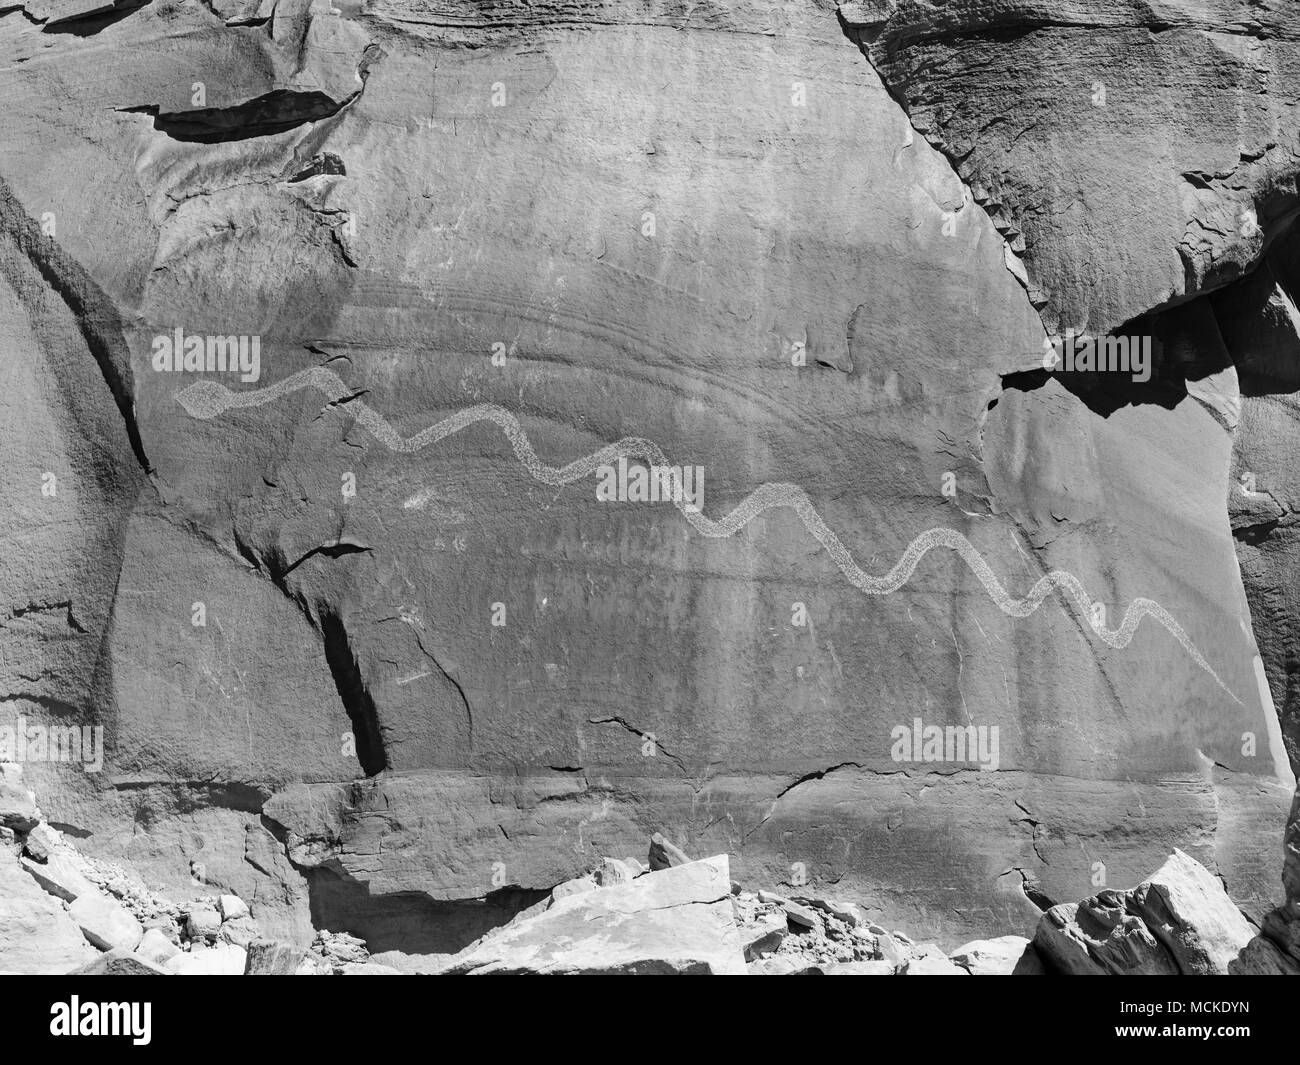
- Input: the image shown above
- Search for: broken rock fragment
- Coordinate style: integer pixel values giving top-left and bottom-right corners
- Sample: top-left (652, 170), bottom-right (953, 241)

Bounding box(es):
top-left (949, 936), bottom-right (1044, 975)
top-left (443, 855), bottom-right (745, 975)
top-left (648, 832), bottom-right (691, 871)
top-left (1126, 849), bottom-right (1254, 975)
top-left (0, 857), bottom-right (94, 974)
top-left (70, 892), bottom-right (144, 954)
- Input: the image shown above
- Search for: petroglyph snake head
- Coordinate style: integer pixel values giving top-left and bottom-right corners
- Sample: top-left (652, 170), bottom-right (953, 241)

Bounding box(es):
top-left (175, 380), bottom-right (233, 419)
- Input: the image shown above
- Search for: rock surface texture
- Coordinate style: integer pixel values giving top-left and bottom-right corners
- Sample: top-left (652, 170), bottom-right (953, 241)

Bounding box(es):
top-left (2, 0), bottom-right (1300, 968)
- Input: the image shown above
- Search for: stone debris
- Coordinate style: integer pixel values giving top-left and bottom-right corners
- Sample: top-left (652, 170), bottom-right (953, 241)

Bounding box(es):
top-left (0, 799), bottom-right (1287, 977)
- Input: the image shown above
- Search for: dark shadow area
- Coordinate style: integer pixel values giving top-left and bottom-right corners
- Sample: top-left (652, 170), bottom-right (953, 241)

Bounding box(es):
top-left (999, 273), bottom-right (1253, 419)
top-left (120, 90), bottom-right (355, 144)
top-left (41, 0), bottom-right (149, 36)
top-left (289, 152), bottom-right (348, 182)
top-left (317, 608), bottom-right (388, 776)
top-left (112, 779), bottom-right (270, 816)
top-left (306, 863), bottom-right (550, 955)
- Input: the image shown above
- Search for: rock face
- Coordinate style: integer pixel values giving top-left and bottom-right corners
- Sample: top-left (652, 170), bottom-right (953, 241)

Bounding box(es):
top-left (845, 0), bottom-right (1300, 337)
top-left (0, 0), bottom-right (1297, 963)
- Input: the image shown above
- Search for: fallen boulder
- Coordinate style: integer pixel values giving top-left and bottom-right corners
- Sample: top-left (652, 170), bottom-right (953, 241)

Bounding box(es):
top-left (21, 852), bottom-right (96, 902)
top-left (165, 942), bottom-right (247, 975)
top-left (70, 892), bottom-right (144, 953)
top-left (1036, 896), bottom-right (1180, 975)
top-left (217, 894), bottom-right (250, 921)
top-left (949, 935), bottom-right (1045, 975)
top-left (1126, 849), bottom-right (1255, 975)
top-left (23, 822), bottom-right (61, 862)
top-left (0, 857), bottom-right (95, 974)
top-left (902, 944), bottom-right (968, 975)
top-left (594, 858), bottom-right (636, 887)
top-left (137, 928), bottom-right (181, 966)
top-left (1228, 935), bottom-right (1300, 975)
top-left (184, 905), bottom-right (222, 941)
top-left (442, 855), bottom-right (745, 975)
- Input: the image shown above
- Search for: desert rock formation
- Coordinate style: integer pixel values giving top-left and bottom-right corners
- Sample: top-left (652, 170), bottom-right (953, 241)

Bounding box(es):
top-left (3, 0), bottom-right (1300, 964)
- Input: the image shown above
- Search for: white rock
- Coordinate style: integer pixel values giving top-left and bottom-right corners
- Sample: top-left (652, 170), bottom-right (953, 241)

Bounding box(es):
top-left (903, 944), bottom-right (968, 975)
top-left (595, 858), bottom-right (636, 886)
top-left (69, 891), bottom-right (143, 953)
top-left (21, 852), bottom-right (96, 902)
top-left (24, 822), bottom-right (62, 862)
top-left (445, 855), bottom-right (746, 975)
top-left (185, 906), bottom-right (222, 940)
top-left (1128, 849), bottom-right (1256, 975)
top-left (746, 956), bottom-right (802, 975)
top-left (949, 935), bottom-right (1044, 975)
top-left (294, 955), bottom-right (333, 976)
top-left (137, 927), bottom-right (182, 965)
top-left (165, 942), bottom-right (247, 975)
top-left (341, 961), bottom-right (403, 975)
top-left (0, 858), bottom-right (95, 973)
top-left (552, 874), bottom-right (598, 900)
top-left (218, 894), bottom-right (250, 921)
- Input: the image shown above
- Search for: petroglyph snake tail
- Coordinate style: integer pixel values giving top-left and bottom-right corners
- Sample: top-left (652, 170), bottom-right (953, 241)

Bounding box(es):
top-left (175, 367), bottom-right (1241, 703)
